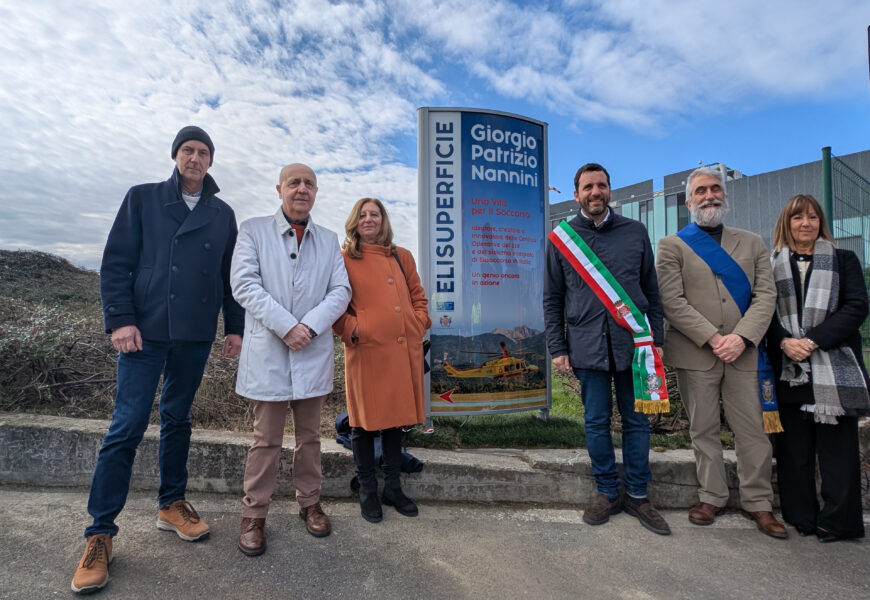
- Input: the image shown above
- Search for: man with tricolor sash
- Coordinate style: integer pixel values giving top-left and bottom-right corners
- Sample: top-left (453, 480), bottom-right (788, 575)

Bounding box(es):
top-left (544, 163), bottom-right (671, 536)
top-left (656, 166), bottom-right (787, 539)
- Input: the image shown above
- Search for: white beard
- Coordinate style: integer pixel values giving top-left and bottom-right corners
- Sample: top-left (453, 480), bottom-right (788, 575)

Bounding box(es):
top-left (691, 200), bottom-right (729, 227)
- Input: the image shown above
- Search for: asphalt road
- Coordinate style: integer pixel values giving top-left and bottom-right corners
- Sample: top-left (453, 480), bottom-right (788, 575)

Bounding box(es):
top-left (3, 486), bottom-right (868, 600)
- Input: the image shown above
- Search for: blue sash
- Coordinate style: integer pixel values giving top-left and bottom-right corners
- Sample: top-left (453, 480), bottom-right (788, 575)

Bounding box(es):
top-left (676, 224), bottom-right (778, 413)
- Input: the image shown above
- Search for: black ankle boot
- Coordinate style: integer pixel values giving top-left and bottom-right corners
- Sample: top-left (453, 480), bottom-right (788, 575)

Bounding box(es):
top-left (382, 486), bottom-right (418, 517)
top-left (359, 487), bottom-right (383, 523)
top-left (381, 427), bottom-right (418, 517)
top-left (351, 428), bottom-right (382, 523)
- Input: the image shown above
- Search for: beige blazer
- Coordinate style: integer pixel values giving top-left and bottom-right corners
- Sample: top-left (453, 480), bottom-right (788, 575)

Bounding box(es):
top-left (656, 227), bottom-right (776, 371)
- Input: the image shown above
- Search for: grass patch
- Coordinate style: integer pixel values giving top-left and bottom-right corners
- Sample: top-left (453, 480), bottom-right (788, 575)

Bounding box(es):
top-left (409, 412), bottom-right (586, 449)
top-left (407, 366), bottom-right (701, 450)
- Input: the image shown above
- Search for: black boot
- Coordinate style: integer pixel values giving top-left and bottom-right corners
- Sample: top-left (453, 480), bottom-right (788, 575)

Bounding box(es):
top-left (351, 427), bottom-right (382, 523)
top-left (381, 427), bottom-right (418, 517)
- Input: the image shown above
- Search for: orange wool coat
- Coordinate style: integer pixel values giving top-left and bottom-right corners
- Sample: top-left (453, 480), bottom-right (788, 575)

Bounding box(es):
top-left (333, 244), bottom-right (431, 431)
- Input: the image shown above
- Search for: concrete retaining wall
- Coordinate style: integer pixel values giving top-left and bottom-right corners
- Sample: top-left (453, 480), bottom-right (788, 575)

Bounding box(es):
top-left (2, 413), bottom-right (868, 508)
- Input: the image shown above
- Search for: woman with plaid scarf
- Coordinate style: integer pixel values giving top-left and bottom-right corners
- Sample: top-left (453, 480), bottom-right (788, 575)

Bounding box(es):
top-left (766, 194), bottom-right (870, 542)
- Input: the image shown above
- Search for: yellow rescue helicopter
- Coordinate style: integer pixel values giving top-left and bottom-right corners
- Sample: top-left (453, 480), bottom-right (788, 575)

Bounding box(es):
top-left (443, 342), bottom-right (539, 380)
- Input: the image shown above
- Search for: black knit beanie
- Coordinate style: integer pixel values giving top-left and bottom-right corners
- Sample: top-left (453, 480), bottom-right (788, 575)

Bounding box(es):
top-left (171, 126), bottom-right (214, 165)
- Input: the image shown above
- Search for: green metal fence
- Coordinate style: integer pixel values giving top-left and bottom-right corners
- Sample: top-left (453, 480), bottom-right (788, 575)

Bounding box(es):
top-left (831, 153), bottom-right (870, 265)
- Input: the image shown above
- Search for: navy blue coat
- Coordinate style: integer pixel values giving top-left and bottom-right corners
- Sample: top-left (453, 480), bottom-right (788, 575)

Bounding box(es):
top-left (100, 168), bottom-right (244, 342)
top-left (543, 212), bottom-right (663, 372)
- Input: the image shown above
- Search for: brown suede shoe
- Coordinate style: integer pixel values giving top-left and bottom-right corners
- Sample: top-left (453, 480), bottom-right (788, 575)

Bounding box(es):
top-left (71, 533), bottom-right (113, 594)
top-left (238, 517), bottom-right (266, 556)
top-left (582, 493), bottom-right (622, 526)
top-left (743, 510), bottom-right (788, 539)
top-left (623, 496), bottom-right (671, 536)
top-left (157, 499), bottom-right (210, 541)
top-left (688, 502), bottom-right (726, 525)
top-left (299, 502), bottom-right (331, 537)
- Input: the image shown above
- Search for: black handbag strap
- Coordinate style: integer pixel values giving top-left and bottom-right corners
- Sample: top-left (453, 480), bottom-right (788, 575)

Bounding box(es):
top-left (393, 251), bottom-right (407, 280)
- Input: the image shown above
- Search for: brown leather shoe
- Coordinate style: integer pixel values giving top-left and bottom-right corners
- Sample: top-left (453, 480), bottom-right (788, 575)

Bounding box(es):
top-left (688, 502), bottom-right (726, 525)
top-left (299, 502), bottom-right (331, 537)
top-left (743, 510), bottom-right (788, 539)
top-left (238, 517), bottom-right (266, 556)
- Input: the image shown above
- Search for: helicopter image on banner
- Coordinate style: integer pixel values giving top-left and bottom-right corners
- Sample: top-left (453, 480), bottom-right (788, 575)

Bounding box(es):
top-left (443, 341), bottom-right (539, 380)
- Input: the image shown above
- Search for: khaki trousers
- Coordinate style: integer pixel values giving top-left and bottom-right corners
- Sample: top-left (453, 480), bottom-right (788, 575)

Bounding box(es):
top-left (241, 396), bottom-right (325, 517)
top-left (676, 362), bottom-right (773, 511)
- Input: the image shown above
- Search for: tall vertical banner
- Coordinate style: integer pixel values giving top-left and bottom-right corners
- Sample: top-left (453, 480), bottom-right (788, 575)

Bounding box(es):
top-left (418, 107), bottom-right (550, 416)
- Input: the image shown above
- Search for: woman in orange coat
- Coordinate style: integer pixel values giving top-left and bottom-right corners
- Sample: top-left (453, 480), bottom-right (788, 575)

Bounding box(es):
top-left (333, 198), bottom-right (431, 523)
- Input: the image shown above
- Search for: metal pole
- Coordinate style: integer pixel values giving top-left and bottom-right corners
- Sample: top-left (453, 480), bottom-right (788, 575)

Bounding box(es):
top-left (822, 146), bottom-right (833, 224)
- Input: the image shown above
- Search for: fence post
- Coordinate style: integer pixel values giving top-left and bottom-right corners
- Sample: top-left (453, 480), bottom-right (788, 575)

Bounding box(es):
top-left (822, 146), bottom-right (833, 223)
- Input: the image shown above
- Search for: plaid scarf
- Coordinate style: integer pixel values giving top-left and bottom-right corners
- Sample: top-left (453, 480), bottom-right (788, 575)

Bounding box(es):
top-left (772, 239), bottom-right (870, 423)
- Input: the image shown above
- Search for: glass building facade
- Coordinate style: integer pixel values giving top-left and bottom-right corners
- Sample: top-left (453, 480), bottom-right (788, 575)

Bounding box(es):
top-left (549, 150), bottom-right (870, 267)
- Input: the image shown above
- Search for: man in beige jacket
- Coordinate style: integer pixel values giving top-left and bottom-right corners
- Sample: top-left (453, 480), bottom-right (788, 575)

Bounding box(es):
top-left (656, 166), bottom-right (786, 538)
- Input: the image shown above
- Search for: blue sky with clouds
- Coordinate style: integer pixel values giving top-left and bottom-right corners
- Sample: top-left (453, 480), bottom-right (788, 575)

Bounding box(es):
top-left (1, 0), bottom-right (869, 269)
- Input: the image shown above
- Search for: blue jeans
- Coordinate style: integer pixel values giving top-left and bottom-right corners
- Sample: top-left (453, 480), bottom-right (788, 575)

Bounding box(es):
top-left (85, 339), bottom-right (212, 537)
top-left (574, 368), bottom-right (652, 499)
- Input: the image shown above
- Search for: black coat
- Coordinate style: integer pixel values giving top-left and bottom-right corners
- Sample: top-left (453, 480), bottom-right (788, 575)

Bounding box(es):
top-left (766, 248), bottom-right (869, 405)
top-left (543, 212), bottom-right (663, 371)
top-left (100, 168), bottom-right (245, 342)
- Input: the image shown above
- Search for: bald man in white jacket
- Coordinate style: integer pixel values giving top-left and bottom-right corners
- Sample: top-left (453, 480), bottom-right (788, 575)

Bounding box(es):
top-left (230, 163), bottom-right (350, 556)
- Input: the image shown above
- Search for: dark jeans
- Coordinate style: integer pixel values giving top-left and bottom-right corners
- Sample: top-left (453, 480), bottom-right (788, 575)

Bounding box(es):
top-left (574, 368), bottom-right (652, 499)
top-left (85, 339), bottom-right (212, 537)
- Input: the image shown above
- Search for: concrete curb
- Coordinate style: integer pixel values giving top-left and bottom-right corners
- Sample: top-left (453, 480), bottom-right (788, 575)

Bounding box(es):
top-left (2, 413), bottom-right (867, 509)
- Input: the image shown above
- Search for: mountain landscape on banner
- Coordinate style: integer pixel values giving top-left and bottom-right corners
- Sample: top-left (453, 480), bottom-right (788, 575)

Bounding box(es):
top-left (429, 328), bottom-right (547, 393)
top-left (488, 325), bottom-right (539, 342)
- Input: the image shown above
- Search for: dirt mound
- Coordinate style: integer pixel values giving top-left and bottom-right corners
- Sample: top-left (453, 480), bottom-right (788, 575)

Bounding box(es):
top-left (0, 250), bottom-right (346, 435)
top-left (0, 250), bottom-right (99, 305)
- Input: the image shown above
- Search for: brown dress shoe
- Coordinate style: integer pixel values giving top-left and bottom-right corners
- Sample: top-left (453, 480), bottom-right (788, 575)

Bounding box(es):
top-left (688, 502), bottom-right (726, 525)
top-left (238, 517), bottom-right (266, 556)
top-left (743, 510), bottom-right (788, 539)
top-left (299, 503), bottom-right (331, 537)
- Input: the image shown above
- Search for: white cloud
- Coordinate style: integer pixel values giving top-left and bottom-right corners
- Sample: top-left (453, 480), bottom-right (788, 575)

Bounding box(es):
top-left (397, 0), bottom-right (870, 126)
top-left (0, 0), bottom-right (444, 267)
top-left (0, 0), bottom-right (866, 269)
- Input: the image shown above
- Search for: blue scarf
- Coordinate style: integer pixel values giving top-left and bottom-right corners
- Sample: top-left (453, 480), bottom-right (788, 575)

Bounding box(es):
top-left (677, 223), bottom-right (782, 433)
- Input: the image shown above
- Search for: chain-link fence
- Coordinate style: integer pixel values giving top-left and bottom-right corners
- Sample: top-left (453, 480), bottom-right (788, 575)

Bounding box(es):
top-left (831, 153), bottom-right (870, 358)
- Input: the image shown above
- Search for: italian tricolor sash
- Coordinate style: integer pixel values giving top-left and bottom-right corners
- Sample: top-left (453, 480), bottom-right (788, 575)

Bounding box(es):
top-left (549, 221), bottom-right (669, 414)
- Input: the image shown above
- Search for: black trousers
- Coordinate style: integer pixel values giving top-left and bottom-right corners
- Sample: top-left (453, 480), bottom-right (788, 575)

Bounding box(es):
top-left (350, 427), bottom-right (404, 490)
top-left (774, 403), bottom-right (865, 538)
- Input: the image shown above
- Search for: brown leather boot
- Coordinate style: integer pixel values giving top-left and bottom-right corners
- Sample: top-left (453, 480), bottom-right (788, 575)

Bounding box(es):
top-left (238, 517), bottom-right (266, 556)
top-left (157, 499), bottom-right (210, 541)
top-left (71, 533), bottom-right (113, 594)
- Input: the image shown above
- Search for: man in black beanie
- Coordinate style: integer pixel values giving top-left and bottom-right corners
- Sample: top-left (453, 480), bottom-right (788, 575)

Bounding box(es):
top-left (71, 126), bottom-right (244, 594)
top-left (172, 125), bottom-right (215, 165)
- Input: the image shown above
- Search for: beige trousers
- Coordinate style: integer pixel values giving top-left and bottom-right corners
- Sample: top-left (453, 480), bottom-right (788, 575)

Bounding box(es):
top-left (241, 396), bottom-right (325, 517)
top-left (676, 362), bottom-right (773, 511)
